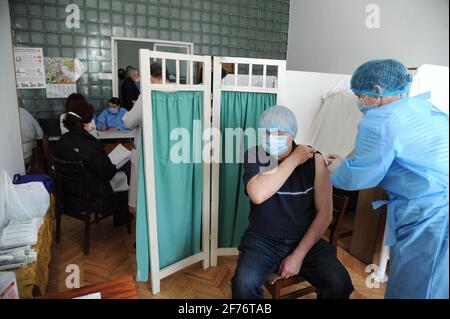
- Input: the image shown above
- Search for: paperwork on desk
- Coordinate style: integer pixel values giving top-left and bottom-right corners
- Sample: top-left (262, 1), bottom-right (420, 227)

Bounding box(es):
top-left (108, 144), bottom-right (131, 169)
top-left (107, 144), bottom-right (131, 192)
top-left (109, 172), bottom-right (129, 193)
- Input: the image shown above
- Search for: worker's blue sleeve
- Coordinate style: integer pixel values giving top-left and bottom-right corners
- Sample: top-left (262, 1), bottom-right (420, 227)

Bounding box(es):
top-left (331, 119), bottom-right (396, 190)
top-left (96, 109), bottom-right (108, 129)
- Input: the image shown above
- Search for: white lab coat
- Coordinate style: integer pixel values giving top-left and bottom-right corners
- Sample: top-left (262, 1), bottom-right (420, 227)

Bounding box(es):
top-left (122, 95), bottom-right (142, 208)
top-left (19, 108), bottom-right (44, 164)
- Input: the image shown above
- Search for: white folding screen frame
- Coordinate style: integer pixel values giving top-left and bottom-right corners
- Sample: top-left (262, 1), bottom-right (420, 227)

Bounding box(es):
top-left (111, 37), bottom-right (194, 97)
top-left (210, 56), bottom-right (287, 267)
top-left (139, 49), bottom-right (212, 294)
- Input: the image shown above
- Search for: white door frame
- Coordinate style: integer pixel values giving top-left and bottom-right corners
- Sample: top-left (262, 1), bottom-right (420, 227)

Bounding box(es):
top-left (139, 49), bottom-right (211, 294)
top-left (111, 37), bottom-right (193, 97)
top-left (210, 56), bottom-right (286, 267)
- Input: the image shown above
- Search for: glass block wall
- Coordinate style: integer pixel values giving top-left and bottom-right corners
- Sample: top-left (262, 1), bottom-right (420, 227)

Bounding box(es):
top-left (8, 0), bottom-right (290, 118)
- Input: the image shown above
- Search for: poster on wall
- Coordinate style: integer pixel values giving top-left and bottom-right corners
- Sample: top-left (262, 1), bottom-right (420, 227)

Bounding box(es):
top-left (44, 57), bottom-right (86, 98)
top-left (13, 47), bottom-right (46, 89)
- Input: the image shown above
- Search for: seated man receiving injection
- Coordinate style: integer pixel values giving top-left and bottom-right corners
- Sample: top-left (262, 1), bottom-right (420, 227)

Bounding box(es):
top-left (232, 106), bottom-right (354, 299)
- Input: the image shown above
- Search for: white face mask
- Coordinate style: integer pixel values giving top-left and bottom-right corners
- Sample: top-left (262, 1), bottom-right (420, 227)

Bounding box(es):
top-left (108, 106), bottom-right (119, 114)
top-left (357, 96), bottom-right (380, 114)
top-left (261, 134), bottom-right (289, 157)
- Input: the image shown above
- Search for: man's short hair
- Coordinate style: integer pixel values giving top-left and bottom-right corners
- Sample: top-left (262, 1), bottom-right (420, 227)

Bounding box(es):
top-left (108, 97), bottom-right (120, 106)
top-left (151, 63), bottom-right (162, 78)
top-left (126, 67), bottom-right (138, 78)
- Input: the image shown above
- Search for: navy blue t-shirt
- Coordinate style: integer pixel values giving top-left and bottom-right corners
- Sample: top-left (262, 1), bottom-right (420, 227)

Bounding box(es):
top-left (243, 143), bottom-right (317, 240)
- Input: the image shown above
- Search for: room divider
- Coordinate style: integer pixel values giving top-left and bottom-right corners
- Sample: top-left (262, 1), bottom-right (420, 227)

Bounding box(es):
top-left (136, 49), bottom-right (286, 294)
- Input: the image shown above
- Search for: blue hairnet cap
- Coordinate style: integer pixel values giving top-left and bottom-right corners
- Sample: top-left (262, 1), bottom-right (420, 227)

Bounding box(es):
top-left (350, 59), bottom-right (413, 97)
top-left (260, 105), bottom-right (297, 137)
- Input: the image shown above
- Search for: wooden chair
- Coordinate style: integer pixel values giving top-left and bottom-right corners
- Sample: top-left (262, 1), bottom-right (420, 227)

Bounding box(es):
top-left (53, 157), bottom-right (131, 255)
top-left (264, 193), bottom-right (349, 299)
top-left (41, 136), bottom-right (54, 178)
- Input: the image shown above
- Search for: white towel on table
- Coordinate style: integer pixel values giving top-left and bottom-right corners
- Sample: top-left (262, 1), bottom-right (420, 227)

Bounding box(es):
top-left (0, 217), bottom-right (43, 248)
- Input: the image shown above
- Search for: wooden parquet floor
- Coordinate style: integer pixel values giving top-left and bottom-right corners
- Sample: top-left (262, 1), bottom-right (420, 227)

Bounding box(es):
top-left (46, 215), bottom-right (386, 299)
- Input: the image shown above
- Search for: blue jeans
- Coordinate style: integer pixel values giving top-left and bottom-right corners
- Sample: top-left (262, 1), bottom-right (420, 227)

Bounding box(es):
top-left (232, 228), bottom-right (354, 299)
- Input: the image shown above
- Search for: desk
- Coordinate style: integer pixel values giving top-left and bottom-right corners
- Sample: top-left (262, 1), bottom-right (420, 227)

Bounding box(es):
top-left (48, 130), bottom-right (135, 142)
top-left (38, 275), bottom-right (138, 299)
top-left (97, 130), bottom-right (135, 140)
top-left (47, 131), bottom-right (134, 155)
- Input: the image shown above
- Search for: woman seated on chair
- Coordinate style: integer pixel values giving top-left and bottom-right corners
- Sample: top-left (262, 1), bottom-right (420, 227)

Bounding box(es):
top-left (54, 100), bottom-right (131, 226)
top-left (59, 93), bottom-right (97, 137)
top-left (231, 106), bottom-right (354, 299)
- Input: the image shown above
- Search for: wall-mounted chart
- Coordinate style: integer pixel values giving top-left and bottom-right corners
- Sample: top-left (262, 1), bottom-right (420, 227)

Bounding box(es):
top-left (13, 47), bottom-right (46, 89)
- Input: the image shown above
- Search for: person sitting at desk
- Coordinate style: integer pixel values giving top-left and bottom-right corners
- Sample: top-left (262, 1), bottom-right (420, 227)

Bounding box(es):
top-left (54, 100), bottom-right (132, 226)
top-left (18, 107), bottom-right (44, 169)
top-left (60, 93), bottom-right (97, 137)
top-left (96, 97), bottom-right (129, 132)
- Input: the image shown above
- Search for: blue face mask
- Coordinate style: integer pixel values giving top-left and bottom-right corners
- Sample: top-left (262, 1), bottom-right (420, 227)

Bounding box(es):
top-left (109, 107), bottom-right (119, 114)
top-left (261, 135), bottom-right (289, 157)
top-left (357, 97), bottom-right (380, 114)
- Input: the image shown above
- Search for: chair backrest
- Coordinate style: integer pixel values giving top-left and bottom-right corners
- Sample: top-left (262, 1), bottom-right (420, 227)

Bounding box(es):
top-left (329, 193), bottom-right (349, 246)
top-left (41, 136), bottom-right (53, 176)
top-left (53, 157), bottom-right (87, 183)
top-left (52, 156), bottom-right (91, 213)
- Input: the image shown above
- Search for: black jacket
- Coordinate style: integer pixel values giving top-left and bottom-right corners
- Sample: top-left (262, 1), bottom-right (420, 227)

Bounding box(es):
top-left (54, 128), bottom-right (117, 214)
top-left (120, 77), bottom-right (140, 111)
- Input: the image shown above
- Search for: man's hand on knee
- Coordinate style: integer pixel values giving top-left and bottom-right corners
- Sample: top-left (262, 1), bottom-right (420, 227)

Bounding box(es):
top-left (278, 252), bottom-right (304, 279)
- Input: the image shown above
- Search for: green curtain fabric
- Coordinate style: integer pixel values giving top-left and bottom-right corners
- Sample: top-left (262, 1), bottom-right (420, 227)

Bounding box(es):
top-left (219, 91), bottom-right (277, 247)
top-left (136, 135), bottom-right (149, 281)
top-left (136, 91), bottom-right (203, 281)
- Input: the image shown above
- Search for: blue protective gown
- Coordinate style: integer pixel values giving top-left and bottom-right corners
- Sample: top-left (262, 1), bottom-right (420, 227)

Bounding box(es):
top-left (331, 93), bottom-right (449, 299)
top-left (96, 107), bottom-right (129, 131)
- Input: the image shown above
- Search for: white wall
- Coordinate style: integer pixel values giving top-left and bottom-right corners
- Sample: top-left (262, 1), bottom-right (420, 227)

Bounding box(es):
top-left (287, 0), bottom-right (449, 74)
top-left (0, 0), bottom-right (24, 176)
top-left (278, 70), bottom-right (350, 144)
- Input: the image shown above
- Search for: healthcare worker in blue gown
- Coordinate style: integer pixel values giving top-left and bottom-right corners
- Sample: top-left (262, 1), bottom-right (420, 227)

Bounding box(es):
top-left (327, 59), bottom-right (449, 299)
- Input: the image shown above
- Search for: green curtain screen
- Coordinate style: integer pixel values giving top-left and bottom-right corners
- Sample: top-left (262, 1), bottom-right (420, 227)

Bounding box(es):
top-left (218, 91), bottom-right (277, 247)
top-left (136, 91), bottom-right (203, 281)
top-left (136, 90), bottom-right (276, 282)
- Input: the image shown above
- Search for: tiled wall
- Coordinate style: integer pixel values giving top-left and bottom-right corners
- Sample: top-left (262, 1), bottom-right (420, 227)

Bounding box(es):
top-left (9, 0), bottom-right (290, 118)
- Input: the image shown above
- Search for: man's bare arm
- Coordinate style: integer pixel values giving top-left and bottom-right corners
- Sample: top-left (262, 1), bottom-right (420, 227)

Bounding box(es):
top-left (292, 153), bottom-right (333, 259)
top-left (246, 145), bottom-right (315, 205)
